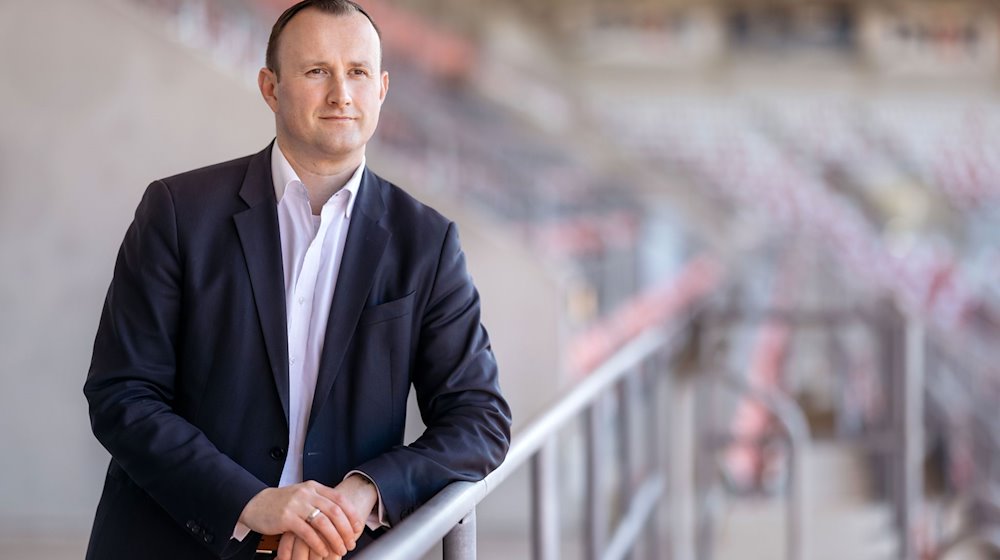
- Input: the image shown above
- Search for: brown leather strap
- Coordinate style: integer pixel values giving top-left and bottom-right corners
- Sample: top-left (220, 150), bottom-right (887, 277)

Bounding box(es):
top-left (256, 534), bottom-right (281, 553)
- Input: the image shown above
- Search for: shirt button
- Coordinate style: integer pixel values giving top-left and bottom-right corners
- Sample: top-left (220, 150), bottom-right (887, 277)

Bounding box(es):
top-left (298, 297), bottom-right (305, 305)
top-left (290, 357), bottom-right (296, 366)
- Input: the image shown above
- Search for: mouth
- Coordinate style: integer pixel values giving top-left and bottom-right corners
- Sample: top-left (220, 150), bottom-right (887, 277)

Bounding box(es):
top-left (319, 116), bottom-right (355, 121)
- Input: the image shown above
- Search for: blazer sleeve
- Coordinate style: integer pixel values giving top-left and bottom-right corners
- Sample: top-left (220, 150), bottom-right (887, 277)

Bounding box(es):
top-left (353, 222), bottom-right (512, 524)
top-left (84, 181), bottom-right (266, 555)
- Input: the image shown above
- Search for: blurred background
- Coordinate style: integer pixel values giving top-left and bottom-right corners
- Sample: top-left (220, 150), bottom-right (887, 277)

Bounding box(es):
top-left (2, 0), bottom-right (1000, 558)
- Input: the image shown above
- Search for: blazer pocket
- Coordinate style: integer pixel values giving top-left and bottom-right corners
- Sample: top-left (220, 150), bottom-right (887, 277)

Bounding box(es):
top-left (359, 291), bottom-right (416, 325)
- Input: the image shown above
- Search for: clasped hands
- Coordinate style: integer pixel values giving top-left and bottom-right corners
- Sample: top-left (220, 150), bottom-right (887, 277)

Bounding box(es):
top-left (239, 474), bottom-right (377, 560)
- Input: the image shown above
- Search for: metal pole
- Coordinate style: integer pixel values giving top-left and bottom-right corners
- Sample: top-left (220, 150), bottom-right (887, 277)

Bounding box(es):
top-left (893, 311), bottom-right (906, 537)
top-left (675, 376), bottom-right (696, 560)
top-left (604, 475), bottom-right (666, 560)
top-left (710, 371), bottom-right (810, 560)
top-left (643, 355), bottom-right (666, 560)
top-left (872, 309), bottom-right (894, 508)
top-left (901, 316), bottom-right (925, 560)
top-left (586, 396), bottom-right (609, 560)
top-left (532, 438), bottom-right (560, 560)
top-left (443, 509), bottom-right (477, 560)
top-left (621, 371), bottom-right (644, 560)
top-left (786, 432), bottom-right (804, 560)
top-left (652, 350), bottom-right (673, 560)
top-left (691, 319), bottom-right (716, 560)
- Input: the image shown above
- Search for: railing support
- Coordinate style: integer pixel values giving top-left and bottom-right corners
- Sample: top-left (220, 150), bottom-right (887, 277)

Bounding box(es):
top-left (649, 351), bottom-right (672, 560)
top-left (604, 475), bottom-right (665, 560)
top-left (901, 316), bottom-right (925, 560)
top-left (586, 396), bottom-right (609, 560)
top-left (620, 371), bottom-right (644, 559)
top-left (704, 371), bottom-right (810, 560)
top-left (532, 437), bottom-right (560, 560)
top-left (443, 509), bottom-right (477, 560)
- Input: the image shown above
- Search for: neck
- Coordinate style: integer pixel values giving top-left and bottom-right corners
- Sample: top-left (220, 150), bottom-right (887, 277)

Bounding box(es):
top-left (278, 141), bottom-right (362, 215)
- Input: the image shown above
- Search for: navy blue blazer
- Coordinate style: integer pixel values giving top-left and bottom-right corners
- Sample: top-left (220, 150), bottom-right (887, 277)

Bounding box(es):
top-left (84, 143), bottom-right (512, 559)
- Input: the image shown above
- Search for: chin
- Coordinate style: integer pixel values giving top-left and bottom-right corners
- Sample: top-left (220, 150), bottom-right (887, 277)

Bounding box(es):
top-left (318, 144), bottom-right (362, 160)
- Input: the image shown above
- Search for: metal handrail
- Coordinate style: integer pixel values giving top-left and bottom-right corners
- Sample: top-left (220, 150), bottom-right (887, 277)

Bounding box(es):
top-left (355, 325), bottom-right (676, 559)
top-left (699, 369), bottom-right (811, 560)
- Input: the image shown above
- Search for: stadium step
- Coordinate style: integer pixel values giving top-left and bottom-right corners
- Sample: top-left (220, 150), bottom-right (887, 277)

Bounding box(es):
top-left (715, 441), bottom-right (898, 560)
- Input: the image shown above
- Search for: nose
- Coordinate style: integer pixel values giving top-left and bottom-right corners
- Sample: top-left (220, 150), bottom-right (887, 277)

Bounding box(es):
top-left (327, 75), bottom-right (352, 106)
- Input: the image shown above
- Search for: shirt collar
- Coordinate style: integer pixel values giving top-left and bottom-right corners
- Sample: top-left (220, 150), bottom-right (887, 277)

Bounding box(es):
top-left (271, 141), bottom-right (364, 219)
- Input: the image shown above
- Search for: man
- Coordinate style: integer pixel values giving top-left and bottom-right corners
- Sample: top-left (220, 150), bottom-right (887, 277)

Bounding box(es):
top-left (83, 1), bottom-right (512, 559)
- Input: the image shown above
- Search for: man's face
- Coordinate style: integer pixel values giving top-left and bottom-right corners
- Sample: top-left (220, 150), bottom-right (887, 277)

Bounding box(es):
top-left (260, 9), bottom-right (388, 168)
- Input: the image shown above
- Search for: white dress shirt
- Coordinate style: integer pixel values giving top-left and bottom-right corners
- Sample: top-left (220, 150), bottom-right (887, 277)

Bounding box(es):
top-left (233, 142), bottom-right (383, 541)
top-left (272, 142), bottom-right (359, 488)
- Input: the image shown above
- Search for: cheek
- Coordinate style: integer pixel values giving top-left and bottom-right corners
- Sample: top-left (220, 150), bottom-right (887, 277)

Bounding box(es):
top-left (280, 87), bottom-right (320, 113)
top-left (353, 83), bottom-right (381, 104)
top-left (362, 92), bottom-right (384, 116)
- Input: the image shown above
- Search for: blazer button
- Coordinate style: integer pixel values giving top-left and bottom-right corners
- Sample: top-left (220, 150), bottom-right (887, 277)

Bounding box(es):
top-left (269, 446), bottom-right (286, 460)
top-left (203, 532), bottom-right (214, 544)
top-left (186, 520), bottom-right (199, 533)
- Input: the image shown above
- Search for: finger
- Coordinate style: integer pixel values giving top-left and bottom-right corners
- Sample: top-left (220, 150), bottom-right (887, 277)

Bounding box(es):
top-left (291, 535), bottom-right (311, 560)
top-left (308, 495), bottom-right (350, 553)
top-left (309, 547), bottom-right (323, 560)
top-left (277, 533), bottom-right (294, 560)
top-left (287, 517), bottom-right (330, 558)
top-left (316, 487), bottom-right (362, 525)
top-left (310, 509), bottom-right (348, 556)
top-left (316, 487), bottom-right (365, 538)
top-left (320, 504), bottom-right (357, 551)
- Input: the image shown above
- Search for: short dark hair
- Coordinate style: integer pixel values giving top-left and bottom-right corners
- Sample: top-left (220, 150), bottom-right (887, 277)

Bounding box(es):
top-left (266, 0), bottom-right (382, 78)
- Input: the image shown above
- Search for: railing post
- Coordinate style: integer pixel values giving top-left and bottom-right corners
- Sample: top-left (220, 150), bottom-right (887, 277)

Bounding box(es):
top-left (785, 410), bottom-right (806, 560)
top-left (879, 303), bottom-right (904, 534)
top-left (687, 375), bottom-right (707, 560)
top-left (586, 396), bottom-right (609, 560)
top-left (621, 370), bottom-right (644, 560)
top-left (443, 509), bottom-right (476, 560)
top-left (649, 350), bottom-right (671, 560)
top-left (703, 370), bottom-right (810, 560)
top-left (532, 438), bottom-right (560, 560)
top-left (901, 315), bottom-right (925, 560)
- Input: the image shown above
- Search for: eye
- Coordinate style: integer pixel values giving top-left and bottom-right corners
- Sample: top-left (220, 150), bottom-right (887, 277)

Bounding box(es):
top-left (307, 68), bottom-right (328, 76)
top-left (350, 68), bottom-right (370, 77)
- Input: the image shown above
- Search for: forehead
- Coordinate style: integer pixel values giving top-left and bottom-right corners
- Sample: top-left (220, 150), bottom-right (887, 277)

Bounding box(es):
top-left (278, 9), bottom-right (381, 64)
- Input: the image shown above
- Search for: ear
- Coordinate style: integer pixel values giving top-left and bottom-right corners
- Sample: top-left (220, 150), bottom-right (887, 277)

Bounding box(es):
top-left (259, 67), bottom-right (279, 113)
top-left (379, 71), bottom-right (389, 104)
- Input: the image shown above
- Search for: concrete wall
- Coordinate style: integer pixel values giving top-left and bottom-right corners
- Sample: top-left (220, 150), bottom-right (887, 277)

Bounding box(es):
top-left (0, 0), bottom-right (273, 537)
top-left (0, 0), bottom-right (561, 548)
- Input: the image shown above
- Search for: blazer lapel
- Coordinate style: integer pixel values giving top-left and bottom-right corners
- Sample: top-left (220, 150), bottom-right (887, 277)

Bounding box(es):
top-left (308, 170), bottom-right (390, 430)
top-left (233, 143), bottom-right (290, 423)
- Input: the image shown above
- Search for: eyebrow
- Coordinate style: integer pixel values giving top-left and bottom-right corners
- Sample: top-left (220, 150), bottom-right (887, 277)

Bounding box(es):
top-left (300, 60), bottom-right (375, 69)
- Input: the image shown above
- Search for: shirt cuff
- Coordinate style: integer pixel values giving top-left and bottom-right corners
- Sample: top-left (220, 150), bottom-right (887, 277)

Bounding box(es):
top-left (345, 470), bottom-right (390, 530)
top-left (232, 521), bottom-right (252, 541)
